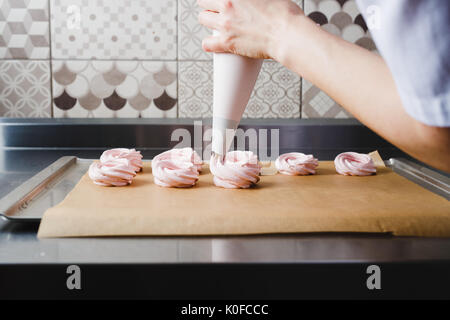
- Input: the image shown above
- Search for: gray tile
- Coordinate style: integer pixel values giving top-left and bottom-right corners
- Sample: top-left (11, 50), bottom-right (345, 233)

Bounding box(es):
top-left (247, 61), bottom-right (300, 118)
top-left (0, 60), bottom-right (51, 117)
top-left (51, 0), bottom-right (177, 60)
top-left (178, 61), bottom-right (213, 117)
top-left (0, 0), bottom-right (49, 59)
top-left (302, 0), bottom-right (376, 118)
top-left (52, 60), bottom-right (178, 118)
top-left (305, 0), bottom-right (376, 49)
top-left (179, 61), bottom-right (300, 118)
top-left (178, 0), bottom-right (212, 60)
top-left (302, 79), bottom-right (351, 118)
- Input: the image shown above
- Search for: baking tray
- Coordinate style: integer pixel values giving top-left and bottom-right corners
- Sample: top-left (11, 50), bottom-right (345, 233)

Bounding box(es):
top-left (0, 156), bottom-right (449, 221)
top-left (0, 157), bottom-right (93, 222)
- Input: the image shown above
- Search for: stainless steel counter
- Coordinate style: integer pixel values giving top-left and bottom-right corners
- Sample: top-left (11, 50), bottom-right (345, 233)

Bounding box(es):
top-left (1, 119), bottom-right (449, 265)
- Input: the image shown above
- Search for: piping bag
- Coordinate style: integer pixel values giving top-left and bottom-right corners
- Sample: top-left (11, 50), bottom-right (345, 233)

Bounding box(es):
top-left (211, 30), bottom-right (263, 160)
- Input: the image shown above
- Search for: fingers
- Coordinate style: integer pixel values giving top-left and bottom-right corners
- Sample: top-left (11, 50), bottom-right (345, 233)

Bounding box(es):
top-left (197, 0), bottom-right (222, 12)
top-left (198, 10), bottom-right (221, 30)
top-left (197, 0), bottom-right (235, 54)
top-left (202, 35), bottom-right (227, 53)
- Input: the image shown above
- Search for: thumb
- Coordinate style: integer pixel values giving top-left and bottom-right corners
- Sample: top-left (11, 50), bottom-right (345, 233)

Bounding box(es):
top-left (202, 35), bottom-right (228, 53)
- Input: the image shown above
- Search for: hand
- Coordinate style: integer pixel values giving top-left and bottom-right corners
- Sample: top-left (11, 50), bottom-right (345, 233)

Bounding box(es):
top-left (197, 0), bottom-right (304, 60)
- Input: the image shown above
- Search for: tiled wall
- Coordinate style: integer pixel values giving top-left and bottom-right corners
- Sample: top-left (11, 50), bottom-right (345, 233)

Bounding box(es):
top-left (0, 0), bottom-right (375, 119)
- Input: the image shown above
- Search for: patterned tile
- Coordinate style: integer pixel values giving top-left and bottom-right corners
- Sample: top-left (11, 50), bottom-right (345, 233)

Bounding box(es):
top-left (178, 0), bottom-right (303, 60)
top-left (247, 61), bottom-right (300, 118)
top-left (52, 61), bottom-right (177, 118)
top-left (302, 80), bottom-right (351, 118)
top-left (178, 61), bottom-right (212, 117)
top-left (302, 0), bottom-right (376, 118)
top-left (0, 0), bottom-right (50, 59)
top-left (51, 0), bottom-right (177, 60)
top-left (0, 60), bottom-right (51, 117)
top-left (178, 0), bottom-right (211, 60)
top-left (179, 61), bottom-right (300, 118)
top-left (305, 0), bottom-right (376, 50)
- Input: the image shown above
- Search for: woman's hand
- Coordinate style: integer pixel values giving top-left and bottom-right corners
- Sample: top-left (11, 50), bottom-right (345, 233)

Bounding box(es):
top-left (197, 0), bottom-right (304, 60)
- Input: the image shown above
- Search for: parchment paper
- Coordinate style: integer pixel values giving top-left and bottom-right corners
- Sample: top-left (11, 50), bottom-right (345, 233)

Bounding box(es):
top-left (38, 156), bottom-right (450, 238)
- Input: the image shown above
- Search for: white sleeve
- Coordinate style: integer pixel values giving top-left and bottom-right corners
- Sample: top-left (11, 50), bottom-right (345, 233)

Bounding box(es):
top-left (356, 0), bottom-right (450, 127)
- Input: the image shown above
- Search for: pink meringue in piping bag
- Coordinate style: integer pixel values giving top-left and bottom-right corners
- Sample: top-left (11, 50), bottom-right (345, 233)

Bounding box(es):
top-left (151, 148), bottom-right (200, 188)
top-left (334, 152), bottom-right (376, 176)
top-left (275, 153), bottom-right (319, 175)
top-left (210, 151), bottom-right (262, 189)
top-left (88, 158), bottom-right (136, 187)
top-left (100, 148), bottom-right (143, 172)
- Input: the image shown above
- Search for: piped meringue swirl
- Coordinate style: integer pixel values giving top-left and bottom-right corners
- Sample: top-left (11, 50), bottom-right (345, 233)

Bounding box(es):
top-left (100, 148), bottom-right (143, 172)
top-left (210, 151), bottom-right (262, 189)
top-left (151, 148), bottom-right (200, 188)
top-left (166, 147), bottom-right (203, 172)
top-left (88, 158), bottom-right (136, 187)
top-left (334, 152), bottom-right (376, 176)
top-left (275, 153), bottom-right (319, 175)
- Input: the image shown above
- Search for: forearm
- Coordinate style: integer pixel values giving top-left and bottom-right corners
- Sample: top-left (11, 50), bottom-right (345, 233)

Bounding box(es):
top-left (273, 15), bottom-right (450, 172)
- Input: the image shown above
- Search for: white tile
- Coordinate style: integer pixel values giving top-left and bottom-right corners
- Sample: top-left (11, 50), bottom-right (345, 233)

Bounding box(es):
top-left (0, 0), bottom-right (49, 59)
top-left (51, 0), bottom-right (177, 60)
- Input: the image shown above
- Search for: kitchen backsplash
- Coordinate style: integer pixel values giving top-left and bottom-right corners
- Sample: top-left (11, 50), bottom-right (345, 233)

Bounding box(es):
top-left (0, 0), bottom-right (375, 119)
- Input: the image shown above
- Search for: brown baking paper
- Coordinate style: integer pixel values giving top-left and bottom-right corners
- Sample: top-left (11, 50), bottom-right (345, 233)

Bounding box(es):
top-left (38, 155), bottom-right (450, 238)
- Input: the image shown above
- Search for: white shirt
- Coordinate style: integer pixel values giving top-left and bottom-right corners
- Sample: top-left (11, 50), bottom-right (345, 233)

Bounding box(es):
top-left (356, 0), bottom-right (450, 127)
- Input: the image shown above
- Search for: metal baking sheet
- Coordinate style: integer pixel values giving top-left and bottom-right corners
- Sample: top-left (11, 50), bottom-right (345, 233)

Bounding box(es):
top-left (0, 157), bottom-right (448, 221)
top-left (386, 158), bottom-right (449, 200)
top-left (0, 157), bottom-right (92, 221)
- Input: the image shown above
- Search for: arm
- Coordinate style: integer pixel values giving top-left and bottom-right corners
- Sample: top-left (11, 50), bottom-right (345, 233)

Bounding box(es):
top-left (279, 15), bottom-right (450, 172)
top-left (198, 0), bottom-right (450, 172)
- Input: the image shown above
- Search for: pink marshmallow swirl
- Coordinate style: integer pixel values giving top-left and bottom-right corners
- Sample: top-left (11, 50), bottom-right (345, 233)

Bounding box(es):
top-left (88, 158), bottom-right (136, 187)
top-left (210, 151), bottom-right (262, 189)
top-left (167, 147), bottom-right (203, 172)
top-left (275, 153), bottom-right (319, 175)
top-left (100, 148), bottom-right (143, 172)
top-left (151, 148), bottom-right (200, 188)
top-left (334, 152), bottom-right (376, 176)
